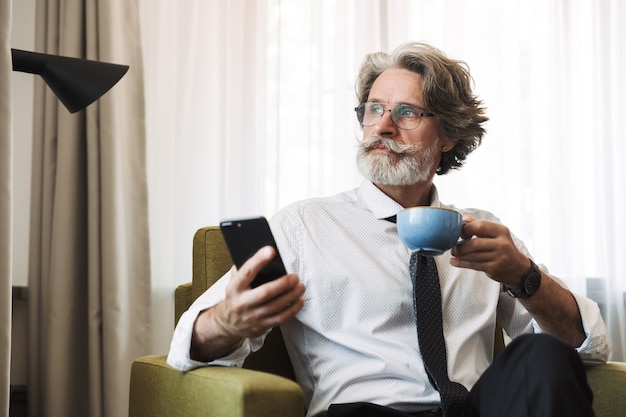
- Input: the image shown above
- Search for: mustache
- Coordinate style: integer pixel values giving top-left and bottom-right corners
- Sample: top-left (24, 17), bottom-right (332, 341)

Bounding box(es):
top-left (359, 137), bottom-right (420, 155)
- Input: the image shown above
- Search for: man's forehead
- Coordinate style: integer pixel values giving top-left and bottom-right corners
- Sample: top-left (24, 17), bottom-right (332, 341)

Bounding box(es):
top-left (368, 68), bottom-right (424, 106)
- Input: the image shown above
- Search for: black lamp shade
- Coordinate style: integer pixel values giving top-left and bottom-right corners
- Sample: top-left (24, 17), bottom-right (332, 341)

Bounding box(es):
top-left (11, 48), bottom-right (129, 113)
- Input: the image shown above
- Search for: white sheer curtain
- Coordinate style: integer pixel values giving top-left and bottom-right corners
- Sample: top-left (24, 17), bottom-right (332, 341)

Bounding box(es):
top-left (140, 0), bottom-right (625, 361)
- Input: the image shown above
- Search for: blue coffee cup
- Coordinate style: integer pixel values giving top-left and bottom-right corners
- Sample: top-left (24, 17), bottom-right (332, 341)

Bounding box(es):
top-left (397, 207), bottom-right (467, 256)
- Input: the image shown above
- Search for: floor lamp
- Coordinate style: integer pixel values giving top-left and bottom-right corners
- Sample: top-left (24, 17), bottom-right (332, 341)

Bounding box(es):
top-left (7, 48), bottom-right (129, 414)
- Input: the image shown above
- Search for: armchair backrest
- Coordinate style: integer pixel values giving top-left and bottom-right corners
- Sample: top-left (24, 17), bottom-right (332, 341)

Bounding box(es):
top-left (180, 226), bottom-right (504, 382)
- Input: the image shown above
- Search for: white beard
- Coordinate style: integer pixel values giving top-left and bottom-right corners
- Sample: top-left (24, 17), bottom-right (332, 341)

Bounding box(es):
top-left (356, 137), bottom-right (438, 186)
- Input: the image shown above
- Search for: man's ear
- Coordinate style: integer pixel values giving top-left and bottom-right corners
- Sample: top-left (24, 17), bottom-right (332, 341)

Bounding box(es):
top-left (441, 141), bottom-right (456, 152)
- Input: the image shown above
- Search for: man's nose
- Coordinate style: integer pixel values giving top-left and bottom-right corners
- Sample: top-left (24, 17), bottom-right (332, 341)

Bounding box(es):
top-left (373, 109), bottom-right (399, 136)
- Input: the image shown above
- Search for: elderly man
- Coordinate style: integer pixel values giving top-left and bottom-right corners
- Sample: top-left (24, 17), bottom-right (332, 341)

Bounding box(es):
top-left (168, 42), bottom-right (611, 417)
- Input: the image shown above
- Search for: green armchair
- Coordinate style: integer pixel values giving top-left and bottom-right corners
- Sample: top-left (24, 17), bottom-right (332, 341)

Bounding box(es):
top-left (129, 226), bottom-right (626, 417)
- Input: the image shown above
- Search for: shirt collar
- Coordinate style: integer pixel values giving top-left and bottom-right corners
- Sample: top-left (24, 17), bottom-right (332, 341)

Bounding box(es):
top-left (357, 180), bottom-right (443, 220)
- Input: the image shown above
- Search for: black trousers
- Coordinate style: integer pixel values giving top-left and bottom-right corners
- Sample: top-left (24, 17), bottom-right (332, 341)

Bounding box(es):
top-left (328, 334), bottom-right (594, 417)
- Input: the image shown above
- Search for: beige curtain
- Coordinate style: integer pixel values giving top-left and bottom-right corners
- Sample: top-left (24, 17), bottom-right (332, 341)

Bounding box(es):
top-left (27, 1), bottom-right (150, 416)
top-left (1, 0), bottom-right (13, 414)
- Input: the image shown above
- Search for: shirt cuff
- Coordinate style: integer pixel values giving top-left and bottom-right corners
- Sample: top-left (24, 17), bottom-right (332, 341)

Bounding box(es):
top-left (570, 291), bottom-right (612, 364)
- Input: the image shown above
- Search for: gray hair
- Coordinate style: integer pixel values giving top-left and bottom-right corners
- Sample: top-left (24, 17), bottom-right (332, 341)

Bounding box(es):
top-left (355, 42), bottom-right (488, 175)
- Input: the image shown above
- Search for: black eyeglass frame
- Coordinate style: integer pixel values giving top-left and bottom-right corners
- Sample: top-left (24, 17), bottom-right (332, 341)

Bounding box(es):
top-left (354, 102), bottom-right (435, 130)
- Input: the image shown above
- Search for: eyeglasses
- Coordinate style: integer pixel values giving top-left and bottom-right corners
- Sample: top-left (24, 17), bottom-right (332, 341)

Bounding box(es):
top-left (354, 102), bottom-right (435, 130)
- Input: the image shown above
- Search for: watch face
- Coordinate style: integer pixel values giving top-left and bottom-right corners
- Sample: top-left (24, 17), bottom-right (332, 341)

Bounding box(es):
top-left (524, 268), bottom-right (541, 295)
top-left (507, 261), bottom-right (542, 298)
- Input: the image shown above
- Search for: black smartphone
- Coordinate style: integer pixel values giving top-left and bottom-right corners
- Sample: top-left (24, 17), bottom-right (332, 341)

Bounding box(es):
top-left (219, 216), bottom-right (288, 288)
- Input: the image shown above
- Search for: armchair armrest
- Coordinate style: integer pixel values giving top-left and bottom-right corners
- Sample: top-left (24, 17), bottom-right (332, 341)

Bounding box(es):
top-left (586, 361), bottom-right (626, 417)
top-left (175, 282), bottom-right (193, 325)
top-left (129, 355), bottom-right (304, 417)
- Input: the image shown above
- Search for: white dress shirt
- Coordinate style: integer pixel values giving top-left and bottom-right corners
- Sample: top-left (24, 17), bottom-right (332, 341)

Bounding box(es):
top-left (167, 180), bottom-right (611, 417)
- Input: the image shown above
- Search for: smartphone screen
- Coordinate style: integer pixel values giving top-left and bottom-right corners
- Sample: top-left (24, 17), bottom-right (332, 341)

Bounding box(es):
top-left (219, 216), bottom-right (288, 288)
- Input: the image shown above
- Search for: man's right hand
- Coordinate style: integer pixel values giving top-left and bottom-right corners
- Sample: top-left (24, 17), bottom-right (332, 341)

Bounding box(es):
top-left (190, 246), bottom-right (305, 362)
